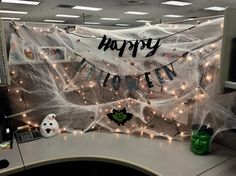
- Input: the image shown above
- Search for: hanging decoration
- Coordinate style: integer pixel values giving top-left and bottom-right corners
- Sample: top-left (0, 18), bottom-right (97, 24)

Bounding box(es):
top-left (125, 76), bottom-right (139, 91)
top-left (7, 18), bottom-right (236, 144)
top-left (111, 75), bottom-right (121, 90)
top-left (71, 52), bottom-right (185, 91)
top-left (191, 124), bottom-right (214, 155)
top-left (107, 108), bottom-right (133, 126)
top-left (40, 114), bottom-right (60, 138)
top-left (98, 35), bottom-right (161, 57)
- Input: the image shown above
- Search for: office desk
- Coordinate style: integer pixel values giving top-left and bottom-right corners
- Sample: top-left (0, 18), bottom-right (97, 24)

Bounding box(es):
top-left (0, 140), bottom-right (23, 176)
top-left (16, 132), bottom-right (236, 176)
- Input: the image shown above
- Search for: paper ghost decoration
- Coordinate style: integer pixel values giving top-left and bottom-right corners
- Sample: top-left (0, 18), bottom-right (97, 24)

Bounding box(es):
top-left (40, 114), bottom-right (59, 138)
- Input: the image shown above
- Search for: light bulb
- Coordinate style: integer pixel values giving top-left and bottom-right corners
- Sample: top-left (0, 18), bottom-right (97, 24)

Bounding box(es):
top-left (115, 129), bottom-right (120, 132)
top-left (214, 54), bottom-right (220, 59)
top-left (204, 62), bottom-right (210, 67)
top-left (180, 85), bottom-right (186, 90)
top-left (200, 93), bottom-right (205, 98)
top-left (206, 75), bottom-right (212, 81)
top-left (187, 56), bottom-right (193, 61)
top-left (211, 43), bottom-right (216, 48)
top-left (22, 114), bottom-right (26, 117)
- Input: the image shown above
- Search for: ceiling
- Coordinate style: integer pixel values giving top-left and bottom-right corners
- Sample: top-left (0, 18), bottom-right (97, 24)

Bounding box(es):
top-left (0, 0), bottom-right (235, 27)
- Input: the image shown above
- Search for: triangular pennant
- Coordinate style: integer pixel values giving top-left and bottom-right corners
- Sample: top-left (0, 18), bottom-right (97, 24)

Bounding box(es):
top-left (163, 63), bottom-right (177, 80)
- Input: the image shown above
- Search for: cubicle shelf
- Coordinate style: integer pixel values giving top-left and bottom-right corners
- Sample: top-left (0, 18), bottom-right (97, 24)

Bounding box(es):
top-left (224, 81), bottom-right (236, 89)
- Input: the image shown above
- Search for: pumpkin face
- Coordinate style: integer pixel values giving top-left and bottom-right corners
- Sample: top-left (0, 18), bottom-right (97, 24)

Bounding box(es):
top-left (40, 114), bottom-right (59, 138)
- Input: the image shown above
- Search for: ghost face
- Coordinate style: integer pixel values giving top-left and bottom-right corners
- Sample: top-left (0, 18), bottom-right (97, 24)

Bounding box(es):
top-left (40, 114), bottom-right (59, 138)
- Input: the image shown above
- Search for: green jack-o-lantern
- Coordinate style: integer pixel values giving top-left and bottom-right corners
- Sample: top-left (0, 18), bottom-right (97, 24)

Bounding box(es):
top-left (191, 124), bottom-right (214, 155)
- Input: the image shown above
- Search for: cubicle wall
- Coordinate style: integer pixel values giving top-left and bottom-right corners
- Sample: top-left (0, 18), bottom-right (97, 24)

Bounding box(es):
top-left (220, 7), bottom-right (236, 93)
top-left (0, 19), bottom-right (10, 86)
top-left (218, 7), bottom-right (236, 150)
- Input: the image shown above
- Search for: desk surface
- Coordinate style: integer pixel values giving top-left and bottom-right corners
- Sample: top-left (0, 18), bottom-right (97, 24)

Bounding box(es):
top-left (0, 140), bottom-right (24, 176)
top-left (16, 132), bottom-right (236, 176)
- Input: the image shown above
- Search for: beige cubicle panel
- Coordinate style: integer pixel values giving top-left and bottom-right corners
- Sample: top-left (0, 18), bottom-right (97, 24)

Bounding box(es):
top-left (219, 7), bottom-right (236, 93)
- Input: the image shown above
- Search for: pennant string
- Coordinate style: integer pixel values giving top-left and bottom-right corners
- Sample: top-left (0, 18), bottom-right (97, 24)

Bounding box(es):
top-left (9, 22), bottom-right (222, 80)
top-left (64, 22), bottom-right (200, 42)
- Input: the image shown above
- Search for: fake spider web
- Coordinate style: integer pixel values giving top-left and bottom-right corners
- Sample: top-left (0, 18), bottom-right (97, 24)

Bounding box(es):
top-left (6, 17), bottom-right (236, 141)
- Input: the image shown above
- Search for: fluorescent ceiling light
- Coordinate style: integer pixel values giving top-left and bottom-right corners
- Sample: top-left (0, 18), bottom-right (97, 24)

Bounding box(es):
top-left (116, 23), bottom-right (130, 26)
top-left (84, 22), bottom-right (101, 25)
top-left (100, 18), bottom-right (120, 21)
top-left (124, 11), bottom-right (148, 15)
top-left (56, 14), bottom-right (80, 18)
top-left (204, 6), bottom-right (226, 11)
top-left (0, 10), bottom-right (28, 14)
top-left (162, 1), bottom-right (192, 6)
top-left (1, 0), bottom-right (40, 5)
top-left (1, 17), bottom-right (20, 20)
top-left (44, 19), bottom-right (65, 23)
top-left (163, 14), bottom-right (184, 18)
top-left (72, 6), bottom-right (102, 11)
top-left (136, 20), bottom-right (152, 23)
